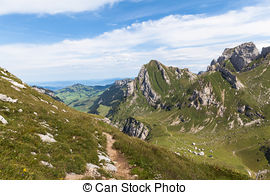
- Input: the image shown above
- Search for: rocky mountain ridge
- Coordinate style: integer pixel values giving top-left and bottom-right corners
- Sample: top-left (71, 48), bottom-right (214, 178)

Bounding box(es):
top-left (87, 42), bottom-right (270, 142)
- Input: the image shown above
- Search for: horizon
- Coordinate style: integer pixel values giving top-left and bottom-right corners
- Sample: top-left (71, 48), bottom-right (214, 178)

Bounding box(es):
top-left (1, 0), bottom-right (270, 82)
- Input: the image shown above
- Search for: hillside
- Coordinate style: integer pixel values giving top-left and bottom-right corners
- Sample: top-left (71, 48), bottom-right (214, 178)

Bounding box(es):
top-left (87, 42), bottom-right (270, 179)
top-left (0, 67), bottom-right (247, 180)
top-left (55, 84), bottom-right (110, 113)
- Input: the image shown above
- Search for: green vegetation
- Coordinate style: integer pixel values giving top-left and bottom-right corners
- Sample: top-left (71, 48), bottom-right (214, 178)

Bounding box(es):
top-left (55, 84), bottom-right (110, 112)
top-left (106, 125), bottom-right (248, 180)
top-left (0, 67), bottom-right (247, 180)
top-left (87, 58), bottom-right (270, 179)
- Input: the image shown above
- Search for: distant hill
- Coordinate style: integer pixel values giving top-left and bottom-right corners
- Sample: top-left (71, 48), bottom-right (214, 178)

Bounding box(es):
top-left (29, 78), bottom-right (125, 91)
top-left (55, 84), bottom-right (111, 113)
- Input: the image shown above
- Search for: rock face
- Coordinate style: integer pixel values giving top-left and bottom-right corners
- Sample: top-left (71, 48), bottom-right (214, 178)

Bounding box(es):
top-left (261, 47), bottom-right (270, 58)
top-left (122, 117), bottom-right (150, 140)
top-left (156, 61), bottom-right (170, 84)
top-left (32, 86), bottom-right (63, 102)
top-left (138, 65), bottom-right (161, 107)
top-left (115, 79), bottom-right (135, 97)
top-left (114, 79), bottom-right (132, 87)
top-left (216, 42), bottom-right (259, 72)
top-left (189, 82), bottom-right (218, 110)
top-left (207, 43), bottom-right (257, 89)
top-left (238, 105), bottom-right (264, 119)
top-left (126, 80), bottom-right (135, 97)
top-left (217, 67), bottom-right (244, 90)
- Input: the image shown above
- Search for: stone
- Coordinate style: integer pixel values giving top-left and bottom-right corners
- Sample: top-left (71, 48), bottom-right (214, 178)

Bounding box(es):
top-left (1, 76), bottom-right (26, 89)
top-left (0, 94), bottom-right (18, 103)
top-left (36, 133), bottom-right (56, 143)
top-left (98, 153), bottom-right (111, 163)
top-left (40, 161), bottom-right (54, 168)
top-left (198, 152), bottom-right (205, 156)
top-left (0, 115), bottom-right (8, 124)
top-left (105, 163), bottom-right (117, 172)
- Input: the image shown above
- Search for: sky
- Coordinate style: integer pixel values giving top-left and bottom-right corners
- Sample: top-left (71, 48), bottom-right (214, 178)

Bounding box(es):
top-left (0, 0), bottom-right (270, 83)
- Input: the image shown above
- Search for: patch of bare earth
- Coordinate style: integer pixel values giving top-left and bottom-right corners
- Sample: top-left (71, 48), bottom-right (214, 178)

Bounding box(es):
top-left (103, 132), bottom-right (134, 180)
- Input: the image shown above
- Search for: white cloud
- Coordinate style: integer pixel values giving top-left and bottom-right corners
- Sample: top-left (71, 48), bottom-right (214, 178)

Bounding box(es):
top-left (1, 2), bottom-right (270, 82)
top-left (0, 0), bottom-right (123, 15)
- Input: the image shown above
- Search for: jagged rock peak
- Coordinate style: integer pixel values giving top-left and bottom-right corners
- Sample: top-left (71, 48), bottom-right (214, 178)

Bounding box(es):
top-left (212, 42), bottom-right (260, 72)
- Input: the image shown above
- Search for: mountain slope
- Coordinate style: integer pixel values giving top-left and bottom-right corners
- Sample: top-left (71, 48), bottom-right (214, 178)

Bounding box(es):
top-left (0, 67), bottom-right (247, 179)
top-left (55, 84), bottom-right (110, 113)
top-left (87, 42), bottom-right (270, 179)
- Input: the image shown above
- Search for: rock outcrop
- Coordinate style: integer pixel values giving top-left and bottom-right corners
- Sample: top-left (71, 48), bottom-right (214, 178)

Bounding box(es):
top-left (261, 47), bottom-right (270, 58)
top-left (122, 117), bottom-right (150, 140)
top-left (206, 43), bottom-right (259, 89)
top-left (216, 42), bottom-right (259, 72)
top-left (156, 61), bottom-right (171, 84)
top-left (238, 105), bottom-right (264, 120)
top-left (217, 67), bottom-right (244, 90)
top-left (33, 86), bottom-right (63, 102)
top-left (115, 79), bottom-right (135, 97)
top-left (138, 65), bottom-right (161, 107)
top-left (189, 82), bottom-right (218, 110)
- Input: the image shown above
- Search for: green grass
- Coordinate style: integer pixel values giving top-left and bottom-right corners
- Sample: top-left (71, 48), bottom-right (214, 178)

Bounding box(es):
top-left (103, 58), bottom-right (270, 179)
top-left (55, 84), bottom-right (109, 113)
top-left (0, 66), bottom-right (249, 180)
top-left (97, 105), bottom-right (111, 117)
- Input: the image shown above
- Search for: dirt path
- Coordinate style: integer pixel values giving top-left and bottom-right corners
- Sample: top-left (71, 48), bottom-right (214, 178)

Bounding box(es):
top-left (103, 132), bottom-right (134, 180)
top-left (66, 133), bottom-right (133, 180)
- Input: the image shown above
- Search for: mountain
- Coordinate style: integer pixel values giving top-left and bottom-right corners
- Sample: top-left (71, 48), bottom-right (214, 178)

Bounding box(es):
top-left (55, 84), bottom-right (110, 113)
top-left (0, 67), bottom-right (246, 179)
top-left (89, 79), bottom-right (134, 117)
top-left (29, 78), bottom-right (124, 91)
top-left (88, 42), bottom-right (270, 179)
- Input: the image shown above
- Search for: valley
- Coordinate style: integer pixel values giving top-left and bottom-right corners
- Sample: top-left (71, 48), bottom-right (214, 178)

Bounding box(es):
top-left (53, 42), bottom-right (270, 179)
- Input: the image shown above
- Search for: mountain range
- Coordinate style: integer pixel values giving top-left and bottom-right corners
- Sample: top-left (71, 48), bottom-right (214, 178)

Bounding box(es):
top-left (1, 42), bottom-right (270, 179)
top-left (55, 42), bottom-right (270, 179)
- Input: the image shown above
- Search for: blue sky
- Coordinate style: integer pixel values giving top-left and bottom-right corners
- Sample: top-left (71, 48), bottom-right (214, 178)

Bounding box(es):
top-left (0, 0), bottom-right (269, 83)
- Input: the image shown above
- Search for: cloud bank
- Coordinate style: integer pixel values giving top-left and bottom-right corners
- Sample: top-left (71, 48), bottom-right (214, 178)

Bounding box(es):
top-left (0, 0), bottom-right (123, 15)
top-left (1, 2), bottom-right (270, 81)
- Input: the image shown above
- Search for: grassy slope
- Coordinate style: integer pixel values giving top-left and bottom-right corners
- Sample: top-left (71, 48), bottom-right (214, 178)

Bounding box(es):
top-left (0, 67), bottom-right (246, 180)
top-left (109, 59), bottom-right (270, 179)
top-left (55, 84), bottom-right (109, 113)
